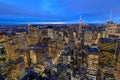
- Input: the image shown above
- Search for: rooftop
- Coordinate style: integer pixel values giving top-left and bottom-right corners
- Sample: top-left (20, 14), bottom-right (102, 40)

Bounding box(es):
top-left (0, 73), bottom-right (5, 80)
top-left (29, 43), bottom-right (47, 50)
top-left (16, 57), bottom-right (24, 64)
top-left (88, 47), bottom-right (99, 54)
top-left (100, 38), bottom-right (116, 42)
top-left (0, 45), bottom-right (5, 49)
top-left (35, 43), bottom-right (47, 49)
top-left (22, 71), bottom-right (38, 80)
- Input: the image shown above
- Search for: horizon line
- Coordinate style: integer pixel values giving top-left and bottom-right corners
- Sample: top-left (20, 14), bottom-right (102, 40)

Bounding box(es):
top-left (0, 21), bottom-right (108, 24)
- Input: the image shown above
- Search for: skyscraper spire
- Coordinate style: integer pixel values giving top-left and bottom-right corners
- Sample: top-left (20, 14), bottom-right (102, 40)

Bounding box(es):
top-left (110, 10), bottom-right (112, 20)
top-left (107, 10), bottom-right (114, 24)
top-left (79, 16), bottom-right (82, 24)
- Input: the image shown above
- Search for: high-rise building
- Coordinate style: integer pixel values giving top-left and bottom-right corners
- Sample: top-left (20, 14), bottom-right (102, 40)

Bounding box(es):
top-left (47, 28), bottom-right (54, 39)
top-left (106, 21), bottom-right (120, 39)
top-left (115, 40), bottom-right (120, 80)
top-left (78, 16), bottom-right (84, 47)
top-left (101, 30), bottom-right (106, 38)
top-left (78, 16), bottom-right (83, 38)
top-left (27, 26), bottom-right (40, 45)
top-left (98, 38), bottom-right (117, 77)
top-left (16, 57), bottom-right (25, 79)
top-left (29, 43), bottom-right (48, 66)
top-left (87, 47), bottom-right (99, 75)
top-left (84, 31), bottom-right (93, 46)
top-left (0, 45), bottom-right (7, 65)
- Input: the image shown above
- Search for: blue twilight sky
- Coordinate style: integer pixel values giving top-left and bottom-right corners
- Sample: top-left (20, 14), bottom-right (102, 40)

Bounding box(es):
top-left (0, 0), bottom-right (120, 23)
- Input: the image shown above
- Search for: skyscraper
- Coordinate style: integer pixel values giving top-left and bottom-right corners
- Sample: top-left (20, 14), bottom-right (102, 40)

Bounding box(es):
top-left (106, 12), bottom-right (120, 39)
top-left (78, 16), bottom-right (83, 37)
top-left (115, 40), bottom-right (120, 80)
top-left (78, 16), bottom-right (84, 47)
top-left (106, 23), bottom-right (120, 39)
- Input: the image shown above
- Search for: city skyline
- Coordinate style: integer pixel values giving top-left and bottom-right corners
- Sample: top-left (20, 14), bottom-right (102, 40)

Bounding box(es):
top-left (0, 0), bottom-right (120, 23)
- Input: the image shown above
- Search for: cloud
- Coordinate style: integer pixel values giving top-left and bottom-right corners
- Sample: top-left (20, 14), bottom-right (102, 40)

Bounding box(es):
top-left (0, 0), bottom-right (120, 23)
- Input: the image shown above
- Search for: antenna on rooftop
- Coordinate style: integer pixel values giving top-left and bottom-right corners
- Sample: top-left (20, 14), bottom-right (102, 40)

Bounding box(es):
top-left (79, 16), bottom-right (82, 24)
top-left (109, 10), bottom-right (112, 20)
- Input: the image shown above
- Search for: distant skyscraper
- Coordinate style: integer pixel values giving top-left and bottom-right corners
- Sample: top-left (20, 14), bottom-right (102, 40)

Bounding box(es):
top-left (78, 16), bottom-right (84, 47)
top-left (78, 16), bottom-right (82, 34)
top-left (28, 23), bottom-right (31, 33)
top-left (79, 16), bottom-right (82, 24)
top-left (106, 12), bottom-right (120, 39)
top-left (0, 26), bottom-right (5, 32)
top-left (106, 22), bottom-right (120, 39)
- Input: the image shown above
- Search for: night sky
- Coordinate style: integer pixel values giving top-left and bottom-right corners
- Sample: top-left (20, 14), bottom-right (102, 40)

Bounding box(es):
top-left (0, 0), bottom-right (120, 23)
